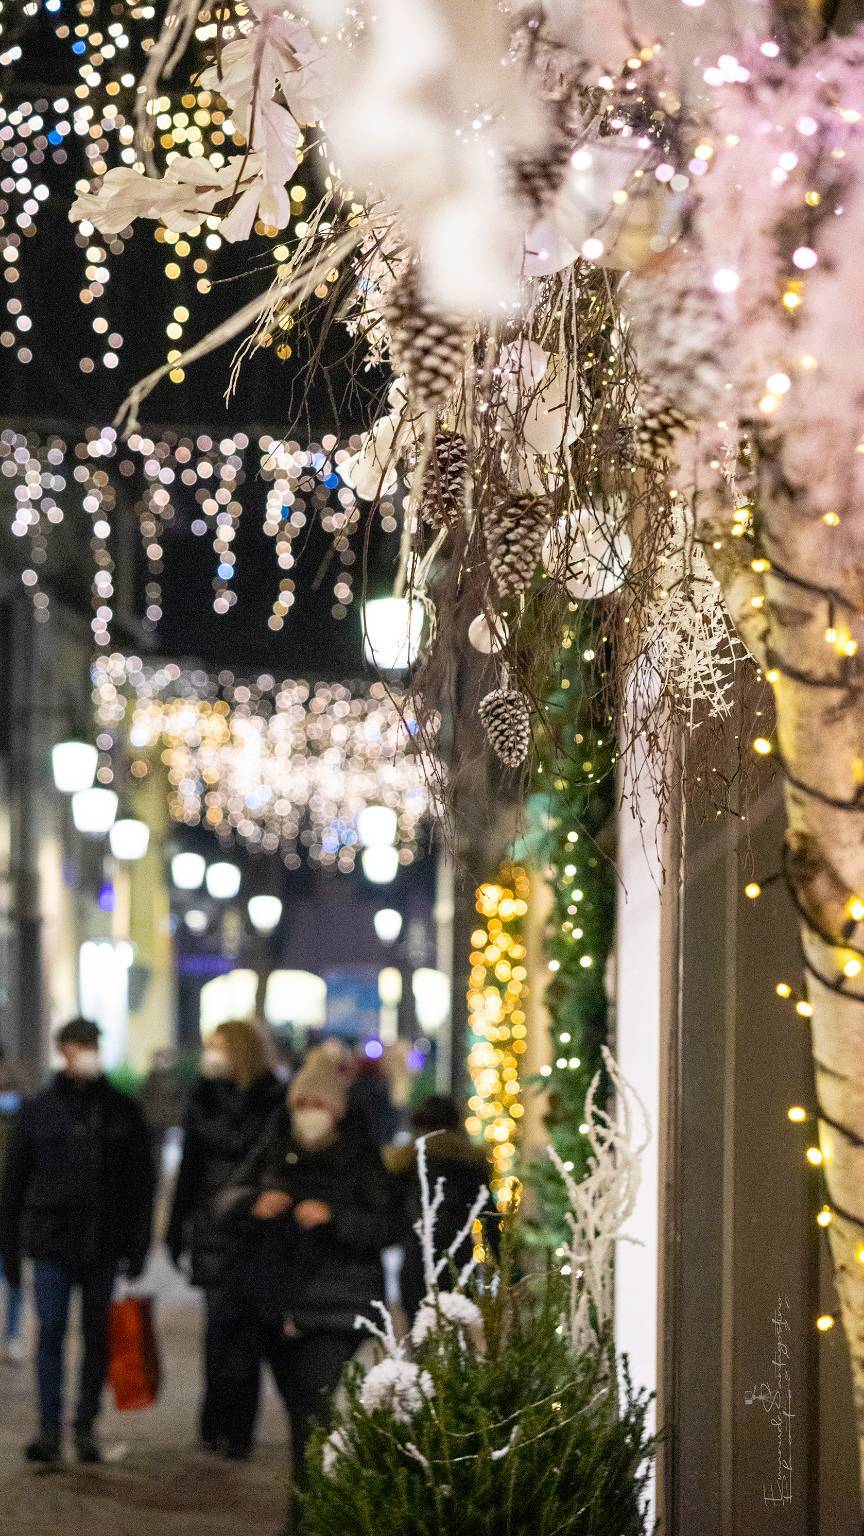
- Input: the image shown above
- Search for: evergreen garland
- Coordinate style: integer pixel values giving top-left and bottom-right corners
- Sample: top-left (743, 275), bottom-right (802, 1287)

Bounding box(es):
top-left (518, 622), bottom-right (617, 1247)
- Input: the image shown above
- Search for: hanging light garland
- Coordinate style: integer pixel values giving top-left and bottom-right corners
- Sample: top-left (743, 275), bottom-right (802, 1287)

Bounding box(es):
top-left (465, 863), bottom-right (530, 1206)
top-left (93, 654), bottom-right (440, 872)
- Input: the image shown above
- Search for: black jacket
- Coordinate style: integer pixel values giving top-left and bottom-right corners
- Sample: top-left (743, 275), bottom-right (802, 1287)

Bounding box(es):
top-left (166, 1070), bottom-right (284, 1289)
top-left (383, 1132), bottom-right (495, 1320)
top-left (230, 1107), bottom-right (399, 1334)
top-left (0, 1073), bottom-right (154, 1280)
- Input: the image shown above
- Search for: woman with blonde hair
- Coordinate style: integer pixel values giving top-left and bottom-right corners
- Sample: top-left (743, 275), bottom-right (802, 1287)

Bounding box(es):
top-left (166, 1019), bottom-right (282, 1457)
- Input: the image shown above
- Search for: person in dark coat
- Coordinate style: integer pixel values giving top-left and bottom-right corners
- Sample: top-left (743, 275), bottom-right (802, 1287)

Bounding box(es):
top-left (165, 1018), bottom-right (283, 1457)
top-left (0, 1018), bottom-right (154, 1464)
top-left (383, 1094), bottom-right (495, 1323)
top-left (225, 1049), bottom-right (398, 1482)
top-left (347, 1054), bottom-right (399, 1148)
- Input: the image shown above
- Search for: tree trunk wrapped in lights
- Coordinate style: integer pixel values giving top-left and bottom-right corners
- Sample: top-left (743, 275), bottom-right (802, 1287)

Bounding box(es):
top-left (704, 503), bottom-right (864, 1485)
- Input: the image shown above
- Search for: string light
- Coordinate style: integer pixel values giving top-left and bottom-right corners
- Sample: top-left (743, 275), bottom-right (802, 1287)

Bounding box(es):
top-left (787, 1106), bottom-right (807, 1123)
top-left (806, 1146), bottom-right (823, 1166)
top-left (93, 656), bottom-right (438, 871)
top-left (466, 865), bottom-right (529, 1204)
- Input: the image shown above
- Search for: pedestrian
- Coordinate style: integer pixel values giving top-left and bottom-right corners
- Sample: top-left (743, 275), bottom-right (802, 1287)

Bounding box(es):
top-left (0, 1050), bottom-right (24, 1365)
top-left (226, 1048), bottom-right (397, 1505)
top-left (140, 1047), bottom-right (188, 1159)
top-left (383, 1094), bottom-right (495, 1322)
top-left (165, 1018), bottom-right (283, 1458)
top-left (347, 1052), bottom-right (399, 1147)
top-left (0, 1018), bottom-right (154, 1464)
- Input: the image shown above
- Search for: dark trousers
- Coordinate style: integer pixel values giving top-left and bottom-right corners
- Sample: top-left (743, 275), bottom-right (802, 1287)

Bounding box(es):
top-left (201, 1289), bottom-right (355, 1471)
top-left (32, 1260), bottom-right (116, 1430)
top-left (201, 1286), bottom-right (262, 1452)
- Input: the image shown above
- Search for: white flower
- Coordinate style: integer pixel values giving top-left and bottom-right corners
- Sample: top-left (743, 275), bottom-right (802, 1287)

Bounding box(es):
top-left (322, 1427), bottom-right (348, 1479)
top-left (358, 1358), bottom-right (434, 1424)
top-left (411, 1291), bottom-right (485, 1350)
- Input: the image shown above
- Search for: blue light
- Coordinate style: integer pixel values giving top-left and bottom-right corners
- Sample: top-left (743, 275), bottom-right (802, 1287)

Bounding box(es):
top-left (97, 881), bottom-right (115, 913)
top-left (217, 563), bottom-right (234, 580)
top-left (45, 0), bottom-right (62, 11)
top-left (323, 473), bottom-right (339, 489)
top-left (48, 130), bottom-right (62, 145)
top-left (364, 1039), bottom-right (384, 1060)
top-left (71, 39), bottom-right (86, 53)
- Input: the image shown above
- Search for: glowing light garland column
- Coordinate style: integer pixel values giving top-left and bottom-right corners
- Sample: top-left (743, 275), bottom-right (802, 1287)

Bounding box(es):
top-left (465, 864), bottom-right (530, 1204)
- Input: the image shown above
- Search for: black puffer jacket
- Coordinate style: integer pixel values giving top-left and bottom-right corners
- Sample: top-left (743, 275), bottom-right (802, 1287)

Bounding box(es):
top-left (231, 1107), bottom-right (399, 1333)
top-left (166, 1070), bottom-right (284, 1289)
top-left (0, 1073), bottom-right (154, 1279)
top-left (384, 1132), bottom-right (495, 1321)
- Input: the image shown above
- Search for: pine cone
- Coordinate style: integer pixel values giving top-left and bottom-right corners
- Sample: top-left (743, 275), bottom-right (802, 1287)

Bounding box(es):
top-left (510, 97), bottom-right (576, 217)
top-left (420, 431), bottom-right (468, 529)
top-left (388, 272), bottom-right (471, 414)
top-left (479, 687), bottom-right (531, 768)
top-left (636, 406), bottom-right (692, 464)
top-left (485, 492), bottom-right (551, 598)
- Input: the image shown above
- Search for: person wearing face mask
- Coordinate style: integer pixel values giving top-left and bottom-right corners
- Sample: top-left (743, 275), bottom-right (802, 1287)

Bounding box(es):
top-left (0, 1018), bottom-right (154, 1465)
top-left (225, 1048), bottom-right (398, 1494)
top-left (165, 1019), bottom-right (283, 1458)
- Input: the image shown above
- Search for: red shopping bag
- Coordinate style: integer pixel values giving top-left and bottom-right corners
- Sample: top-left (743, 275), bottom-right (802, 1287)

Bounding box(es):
top-left (108, 1295), bottom-right (161, 1411)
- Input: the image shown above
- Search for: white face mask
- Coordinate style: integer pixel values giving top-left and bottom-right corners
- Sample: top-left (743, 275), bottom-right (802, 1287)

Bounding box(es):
top-left (201, 1048), bottom-right (231, 1080)
top-left (70, 1049), bottom-right (102, 1080)
top-left (292, 1106), bottom-right (336, 1149)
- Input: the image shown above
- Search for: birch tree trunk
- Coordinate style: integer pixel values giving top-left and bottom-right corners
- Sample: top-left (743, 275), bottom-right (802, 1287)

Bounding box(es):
top-left (705, 490), bottom-right (864, 1502)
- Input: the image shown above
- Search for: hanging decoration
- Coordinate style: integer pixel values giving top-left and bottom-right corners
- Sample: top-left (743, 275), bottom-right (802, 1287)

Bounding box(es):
top-left (93, 654), bottom-right (439, 872)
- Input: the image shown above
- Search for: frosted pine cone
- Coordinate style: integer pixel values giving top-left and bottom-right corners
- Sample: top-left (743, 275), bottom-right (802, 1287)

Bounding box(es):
top-left (635, 405), bottom-right (692, 464)
top-left (627, 253), bottom-right (729, 428)
top-left (420, 431), bottom-right (468, 529)
top-left (510, 96), bottom-right (576, 217)
top-left (387, 271), bottom-right (472, 414)
top-left (485, 492), bottom-right (551, 598)
top-left (479, 687), bottom-right (531, 768)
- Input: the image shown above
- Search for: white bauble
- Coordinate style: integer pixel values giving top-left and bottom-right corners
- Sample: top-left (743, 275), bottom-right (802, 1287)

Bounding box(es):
top-left (541, 510), bottom-right (632, 600)
top-left (468, 612), bottom-right (509, 655)
top-left (339, 414), bottom-right (400, 501)
top-left (523, 216), bottom-right (579, 279)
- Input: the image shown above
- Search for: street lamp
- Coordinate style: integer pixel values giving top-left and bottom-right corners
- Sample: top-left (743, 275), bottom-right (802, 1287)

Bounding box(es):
top-left (109, 817), bottom-right (150, 861)
top-left (52, 740), bottom-right (98, 794)
top-left (362, 595), bottom-right (424, 672)
top-left (71, 786), bottom-right (118, 836)
top-left (206, 861), bottom-right (241, 899)
top-left (362, 844), bottom-right (399, 884)
top-left (374, 908), bottom-right (403, 944)
top-left (357, 804), bottom-right (398, 848)
top-left (171, 851), bottom-right (206, 890)
top-left (184, 909), bottom-right (209, 934)
top-left (247, 894), bottom-right (283, 934)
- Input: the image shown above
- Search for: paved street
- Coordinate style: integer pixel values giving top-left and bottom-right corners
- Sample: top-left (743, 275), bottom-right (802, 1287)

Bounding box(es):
top-left (0, 1253), bottom-right (288, 1536)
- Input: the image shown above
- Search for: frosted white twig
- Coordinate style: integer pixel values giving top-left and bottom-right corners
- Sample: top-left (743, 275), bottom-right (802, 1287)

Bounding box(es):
top-left (547, 1047), bottom-right (650, 1354)
top-left (354, 1299), bottom-right (405, 1361)
top-left (414, 1134), bottom-right (446, 1295)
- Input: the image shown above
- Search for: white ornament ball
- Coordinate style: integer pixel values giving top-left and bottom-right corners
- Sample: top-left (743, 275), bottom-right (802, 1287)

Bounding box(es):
top-left (468, 612), bottom-right (509, 655)
top-left (541, 510), bottom-right (632, 601)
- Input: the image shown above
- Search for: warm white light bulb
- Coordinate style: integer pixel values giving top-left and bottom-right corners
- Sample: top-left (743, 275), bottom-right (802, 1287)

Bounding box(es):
top-left (374, 908), bottom-right (403, 944)
top-left (362, 596), bottom-right (424, 672)
top-left (357, 804), bottom-right (398, 847)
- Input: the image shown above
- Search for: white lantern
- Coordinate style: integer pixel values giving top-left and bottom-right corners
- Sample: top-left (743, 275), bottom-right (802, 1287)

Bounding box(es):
top-left (205, 861), bottom-right (242, 900)
top-left (378, 966), bottom-right (403, 1006)
top-left (363, 596), bottom-right (424, 672)
top-left (357, 804), bottom-right (398, 848)
top-left (412, 968), bottom-right (451, 1035)
top-left (541, 510), bottom-right (632, 601)
top-left (184, 909), bottom-right (209, 934)
top-left (109, 817), bottom-right (150, 861)
top-left (172, 851), bottom-right (206, 890)
top-left (71, 786), bottom-right (118, 836)
top-left (264, 969), bottom-right (327, 1028)
top-left (468, 612), bottom-right (508, 655)
top-left (52, 740), bottom-right (98, 794)
top-left (247, 894), bottom-right (283, 934)
top-left (374, 908), bottom-right (403, 944)
top-left (362, 844), bottom-right (399, 885)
